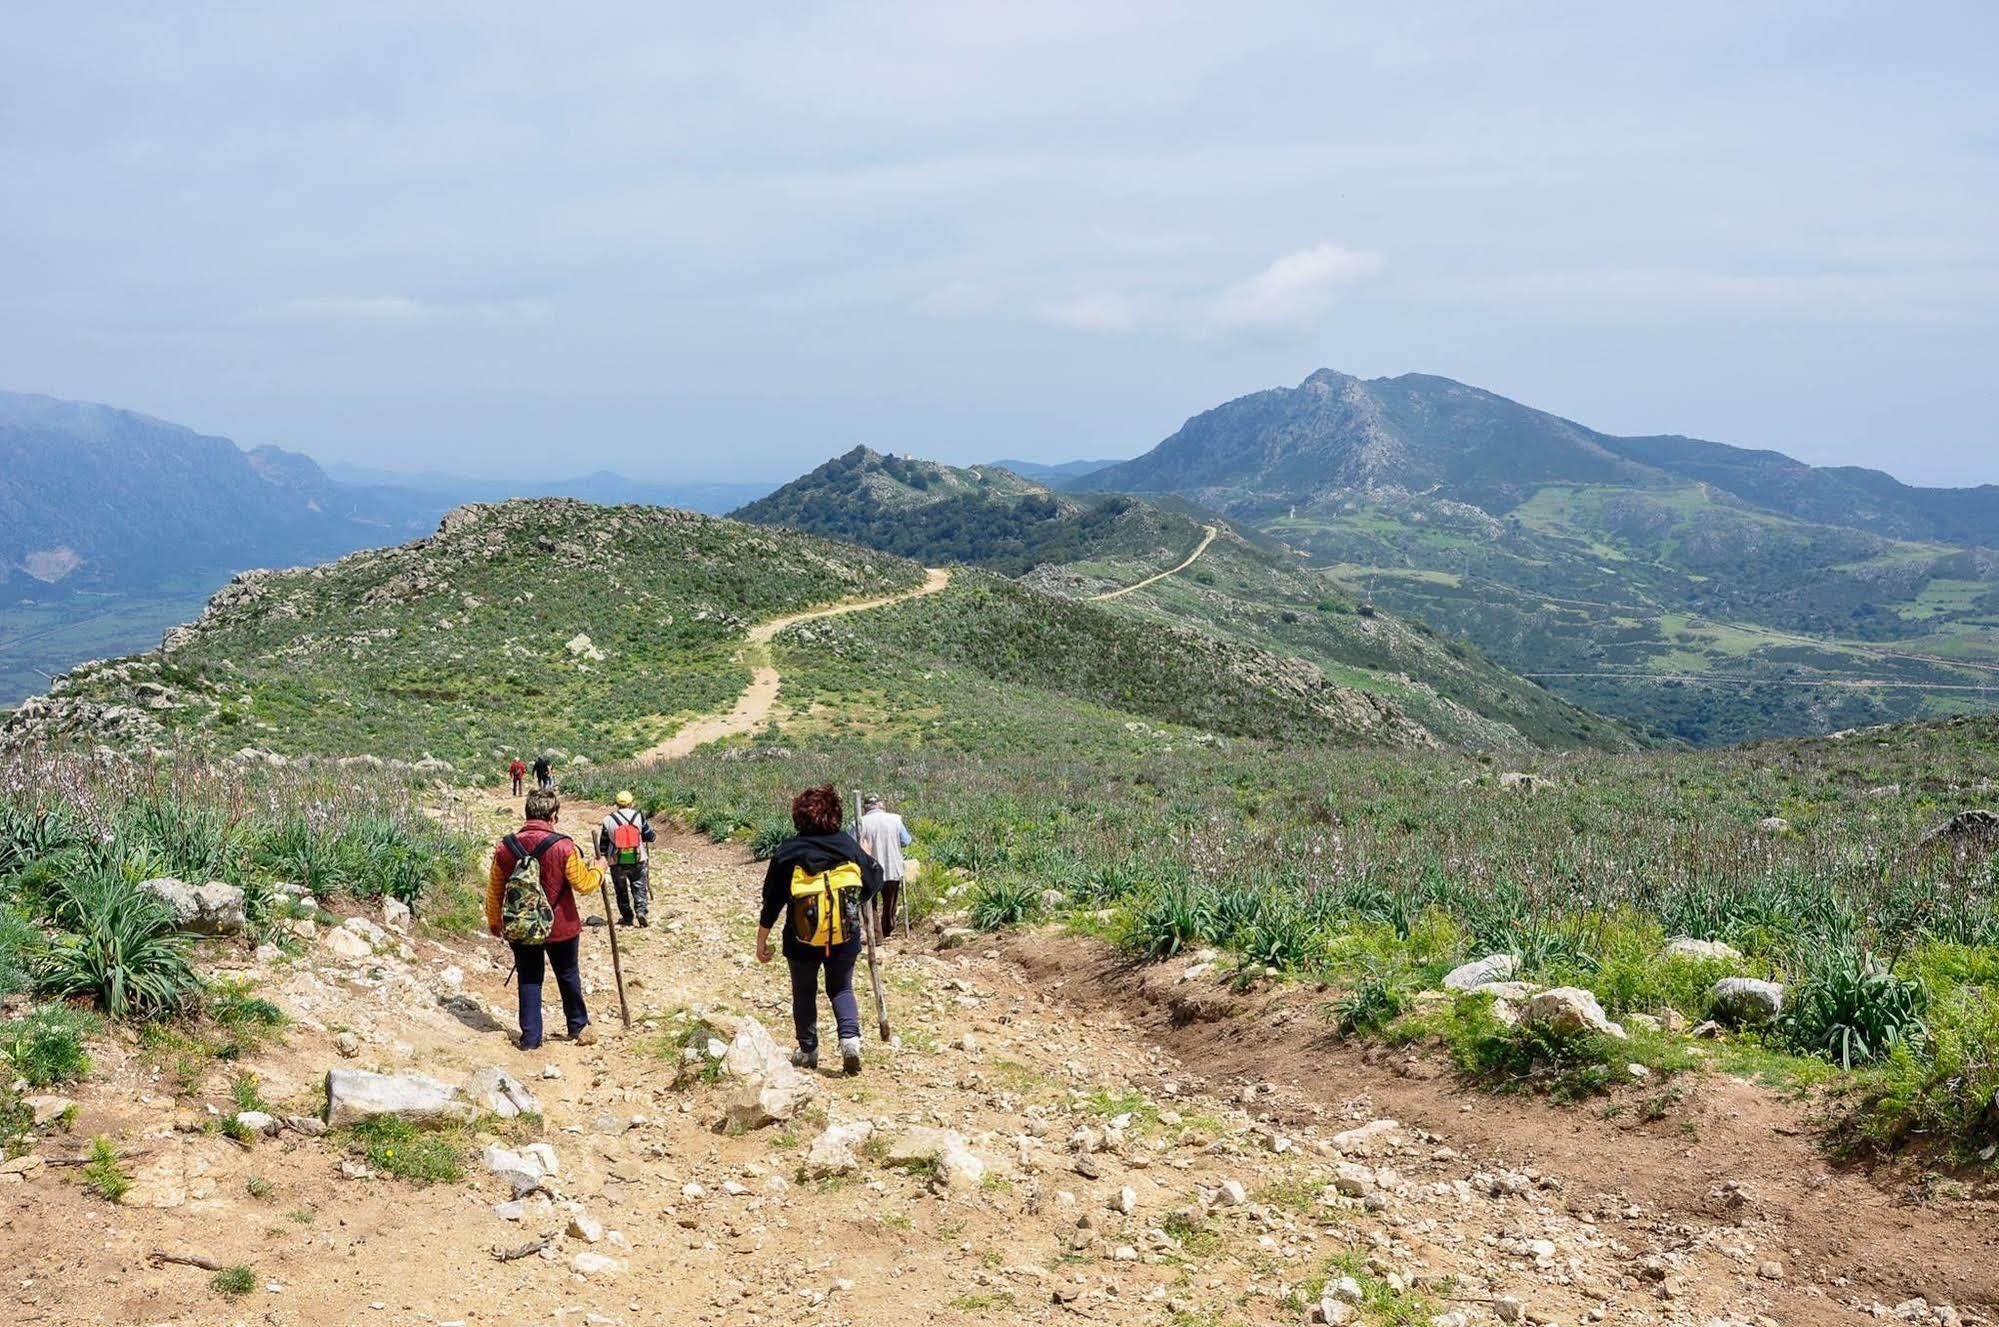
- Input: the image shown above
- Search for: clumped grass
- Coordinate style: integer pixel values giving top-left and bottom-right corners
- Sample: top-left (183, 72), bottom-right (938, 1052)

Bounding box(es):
top-left (80, 1135), bottom-right (130, 1201)
top-left (209, 1265), bottom-right (256, 1298)
top-left (245, 1174), bottom-right (274, 1200)
top-left (967, 877), bottom-right (1040, 930)
top-left (0, 1003), bottom-right (99, 1087)
top-left (38, 872), bottom-right (195, 1017)
top-left (343, 1116), bottom-right (465, 1185)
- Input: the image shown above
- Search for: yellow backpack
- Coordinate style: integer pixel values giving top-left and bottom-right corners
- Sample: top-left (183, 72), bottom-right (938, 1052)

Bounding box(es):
top-left (790, 860), bottom-right (863, 950)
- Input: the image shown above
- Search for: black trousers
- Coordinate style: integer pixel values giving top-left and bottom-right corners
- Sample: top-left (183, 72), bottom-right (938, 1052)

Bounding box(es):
top-left (787, 945), bottom-right (860, 1056)
top-left (610, 862), bottom-right (648, 923)
top-left (876, 881), bottom-right (902, 936)
top-left (510, 935), bottom-right (587, 1049)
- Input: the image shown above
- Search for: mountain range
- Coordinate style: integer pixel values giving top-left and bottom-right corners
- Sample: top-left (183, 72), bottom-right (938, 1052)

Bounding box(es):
top-left (1076, 369), bottom-right (1999, 743)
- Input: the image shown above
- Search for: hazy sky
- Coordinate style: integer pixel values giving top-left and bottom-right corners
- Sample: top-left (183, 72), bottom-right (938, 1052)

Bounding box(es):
top-left (4, 3), bottom-right (1995, 484)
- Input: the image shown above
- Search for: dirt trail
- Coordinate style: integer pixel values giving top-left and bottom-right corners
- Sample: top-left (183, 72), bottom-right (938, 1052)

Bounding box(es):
top-left (636, 567), bottom-right (951, 762)
top-left (1091, 524), bottom-right (1217, 602)
top-left (11, 820), bottom-right (1994, 1327)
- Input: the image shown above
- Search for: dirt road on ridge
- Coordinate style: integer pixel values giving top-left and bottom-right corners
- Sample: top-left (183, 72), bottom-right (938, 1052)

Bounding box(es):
top-left (1090, 524), bottom-right (1217, 602)
top-left (634, 566), bottom-right (951, 762)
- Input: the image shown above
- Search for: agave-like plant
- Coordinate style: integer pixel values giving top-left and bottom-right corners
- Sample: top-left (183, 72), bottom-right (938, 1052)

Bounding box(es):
top-left (38, 871), bottom-right (196, 1018)
top-left (1781, 947), bottom-right (1928, 1070)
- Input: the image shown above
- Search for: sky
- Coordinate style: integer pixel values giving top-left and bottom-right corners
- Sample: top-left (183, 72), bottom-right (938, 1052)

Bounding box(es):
top-left (2, 2), bottom-right (1995, 485)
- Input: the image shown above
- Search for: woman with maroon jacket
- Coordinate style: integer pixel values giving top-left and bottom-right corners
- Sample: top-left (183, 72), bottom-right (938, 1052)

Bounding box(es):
top-left (486, 788), bottom-right (606, 1050)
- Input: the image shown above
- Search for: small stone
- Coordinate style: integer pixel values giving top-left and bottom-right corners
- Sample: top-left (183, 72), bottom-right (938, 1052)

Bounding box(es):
top-left (567, 1212), bottom-right (605, 1243)
top-left (1757, 1260), bottom-right (1783, 1280)
top-left (570, 1251), bottom-right (623, 1277)
top-left (1216, 1179), bottom-right (1247, 1206)
top-left (333, 1032), bottom-right (362, 1058)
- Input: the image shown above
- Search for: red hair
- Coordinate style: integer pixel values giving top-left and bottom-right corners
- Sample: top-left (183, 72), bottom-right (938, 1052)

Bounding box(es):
top-left (791, 784), bottom-right (844, 835)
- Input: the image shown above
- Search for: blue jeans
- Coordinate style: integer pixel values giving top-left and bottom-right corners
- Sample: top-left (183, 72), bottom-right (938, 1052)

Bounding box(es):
top-left (511, 936), bottom-right (587, 1049)
top-left (787, 947), bottom-right (860, 1057)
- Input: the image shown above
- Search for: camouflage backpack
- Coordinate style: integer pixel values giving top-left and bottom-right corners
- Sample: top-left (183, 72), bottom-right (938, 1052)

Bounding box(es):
top-left (499, 832), bottom-right (563, 944)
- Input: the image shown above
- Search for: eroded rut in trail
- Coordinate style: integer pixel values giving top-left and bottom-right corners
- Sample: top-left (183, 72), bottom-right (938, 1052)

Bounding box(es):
top-left (12, 809), bottom-right (1992, 1327)
top-left (1008, 934), bottom-right (1999, 1326)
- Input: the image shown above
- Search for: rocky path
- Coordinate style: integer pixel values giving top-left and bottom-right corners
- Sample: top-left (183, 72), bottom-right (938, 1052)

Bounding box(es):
top-left (1091, 525), bottom-right (1217, 602)
top-left (10, 786), bottom-right (1983, 1327)
top-left (636, 568), bottom-right (952, 762)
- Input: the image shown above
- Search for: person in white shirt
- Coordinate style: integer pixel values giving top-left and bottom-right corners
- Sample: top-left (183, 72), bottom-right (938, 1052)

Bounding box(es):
top-left (856, 793), bottom-right (912, 939)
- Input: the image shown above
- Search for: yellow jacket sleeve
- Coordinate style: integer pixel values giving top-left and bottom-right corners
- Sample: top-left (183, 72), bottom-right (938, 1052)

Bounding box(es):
top-left (485, 849), bottom-right (507, 934)
top-left (565, 851), bottom-right (602, 897)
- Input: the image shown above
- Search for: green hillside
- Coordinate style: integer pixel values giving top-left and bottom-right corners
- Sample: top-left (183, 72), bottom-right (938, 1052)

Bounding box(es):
top-left (743, 449), bottom-right (1635, 752)
top-left (6, 497), bottom-right (1494, 767)
top-left (7, 500), bottom-right (924, 770)
top-left (1080, 369), bottom-right (1999, 744)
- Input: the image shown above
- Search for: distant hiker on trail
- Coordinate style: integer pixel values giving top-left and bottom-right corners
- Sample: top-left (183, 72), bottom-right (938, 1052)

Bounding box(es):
top-left (533, 754), bottom-right (554, 791)
top-left (509, 756), bottom-right (527, 796)
top-left (487, 788), bottom-right (604, 1050)
top-left (757, 784), bottom-right (882, 1075)
top-left (857, 793), bottom-right (912, 939)
top-left (598, 791), bottom-right (655, 928)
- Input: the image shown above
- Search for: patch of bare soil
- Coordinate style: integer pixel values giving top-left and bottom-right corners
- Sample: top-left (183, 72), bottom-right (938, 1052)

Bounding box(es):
top-left (1006, 932), bottom-right (1999, 1325)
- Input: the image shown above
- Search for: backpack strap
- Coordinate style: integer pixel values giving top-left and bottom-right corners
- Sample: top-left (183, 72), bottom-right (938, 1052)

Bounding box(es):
top-left (504, 832), bottom-right (566, 865)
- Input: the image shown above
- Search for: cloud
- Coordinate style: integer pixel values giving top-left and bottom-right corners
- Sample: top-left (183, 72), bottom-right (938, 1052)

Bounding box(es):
top-left (282, 295), bottom-right (442, 321)
top-left (1039, 293), bottom-right (1137, 333)
top-left (1211, 243), bottom-right (1383, 331)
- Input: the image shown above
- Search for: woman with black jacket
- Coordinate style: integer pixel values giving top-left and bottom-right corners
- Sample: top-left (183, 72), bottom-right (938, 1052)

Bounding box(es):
top-left (757, 784), bottom-right (883, 1075)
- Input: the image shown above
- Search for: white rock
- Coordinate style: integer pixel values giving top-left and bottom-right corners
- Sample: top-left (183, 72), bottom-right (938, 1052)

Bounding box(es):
top-left (324, 1069), bottom-right (472, 1127)
top-left (380, 898), bottom-right (411, 931)
top-left (567, 1212), bottom-right (604, 1243)
top-left (1665, 937), bottom-right (1742, 964)
top-left (1712, 977), bottom-right (1784, 1024)
top-left (138, 877), bottom-right (247, 935)
top-left (804, 1120), bottom-right (876, 1178)
top-left (884, 1126), bottom-right (987, 1190)
top-left (569, 1251), bottom-right (622, 1277)
top-left (1216, 1178), bottom-right (1248, 1206)
top-left (1443, 954), bottom-right (1518, 991)
top-left (1329, 1119), bottom-right (1401, 1156)
top-left (323, 928), bottom-right (373, 960)
top-left (232, 1110), bottom-right (279, 1135)
top-left (465, 1067), bottom-right (540, 1119)
top-left (1523, 987), bottom-right (1627, 1040)
top-left (1333, 1161), bottom-right (1375, 1197)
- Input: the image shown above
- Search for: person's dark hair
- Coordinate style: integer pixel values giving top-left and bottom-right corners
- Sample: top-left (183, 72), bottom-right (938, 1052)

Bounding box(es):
top-left (791, 784), bottom-right (843, 835)
top-left (525, 789), bottom-right (560, 821)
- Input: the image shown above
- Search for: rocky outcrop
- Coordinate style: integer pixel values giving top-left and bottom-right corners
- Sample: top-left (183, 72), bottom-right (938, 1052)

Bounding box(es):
top-left (1711, 977), bottom-right (1784, 1025)
top-left (1443, 953), bottom-right (1518, 991)
top-left (137, 877), bottom-right (246, 935)
top-left (324, 1069), bottom-right (474, 1127)
top-left (1523, 987), bottom-right (1626, 1040)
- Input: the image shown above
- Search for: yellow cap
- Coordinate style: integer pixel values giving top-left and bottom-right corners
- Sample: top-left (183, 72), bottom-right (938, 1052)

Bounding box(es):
top-left (615, 790), bottom-right (635, 807)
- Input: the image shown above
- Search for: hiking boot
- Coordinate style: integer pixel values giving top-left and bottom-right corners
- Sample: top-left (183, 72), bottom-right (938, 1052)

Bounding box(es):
top-left (635, 915), bottom-right (650, 928)
top-left (618, 915), bottom-right (634, 927)
top-left (574, 1026), bottom-right (598, 1047)
top-left (789, 1047), bottom-right (818, 1071)
top-left (839, 1036), bottom-right (863, 1076)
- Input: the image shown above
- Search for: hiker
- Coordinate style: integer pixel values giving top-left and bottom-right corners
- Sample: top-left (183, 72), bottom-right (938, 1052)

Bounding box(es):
top-left (509, 756), bottom-right (527, 796)
top-left (756, 783), bottom-right (882, 1075)
top-left (532, 753), bottom-right (554, 791)
top-left (597, 791), bottom-right (655, 928)
top-left (487, 788), bottom-right (604, 1050)
top-left (857, 793), bottom-right (912, 939)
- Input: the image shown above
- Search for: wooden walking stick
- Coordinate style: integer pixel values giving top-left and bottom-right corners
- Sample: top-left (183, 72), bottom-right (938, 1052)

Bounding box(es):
top-left (854, 788), bottom-right (892, 1041)
top-left (597, 855), bottom-right (631, 1030)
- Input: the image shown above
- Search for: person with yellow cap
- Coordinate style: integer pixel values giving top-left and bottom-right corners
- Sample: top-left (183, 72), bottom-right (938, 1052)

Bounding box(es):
top-left (597, 790), bottom-right (655, 927)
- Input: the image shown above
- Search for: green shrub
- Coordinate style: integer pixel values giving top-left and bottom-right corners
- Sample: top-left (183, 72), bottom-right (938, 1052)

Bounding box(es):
top-left (1783, 949), bottom-right (1928, 1070)
top-left (968, 877), bottom-right (1040, 930)
top-left (749, 816), bottom-right (793, 861)
top-left (38, 873), bottom-right (195, 1017)
top-left (1331, 970), bottom-right (1407, 1038)
top-left (1122, 884), bottom-right (1211, 960)
top-left (1854, 987), bottom-right (1999, 1155)
top-left (80, 1135), bottom-right (129, 1201)
top-left (0, 1004), bottom-right (98, 1087)
top-left (210, 1266), bottom-right (256, 1298)
top-left (0, 909), bottom-right (42, 999)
